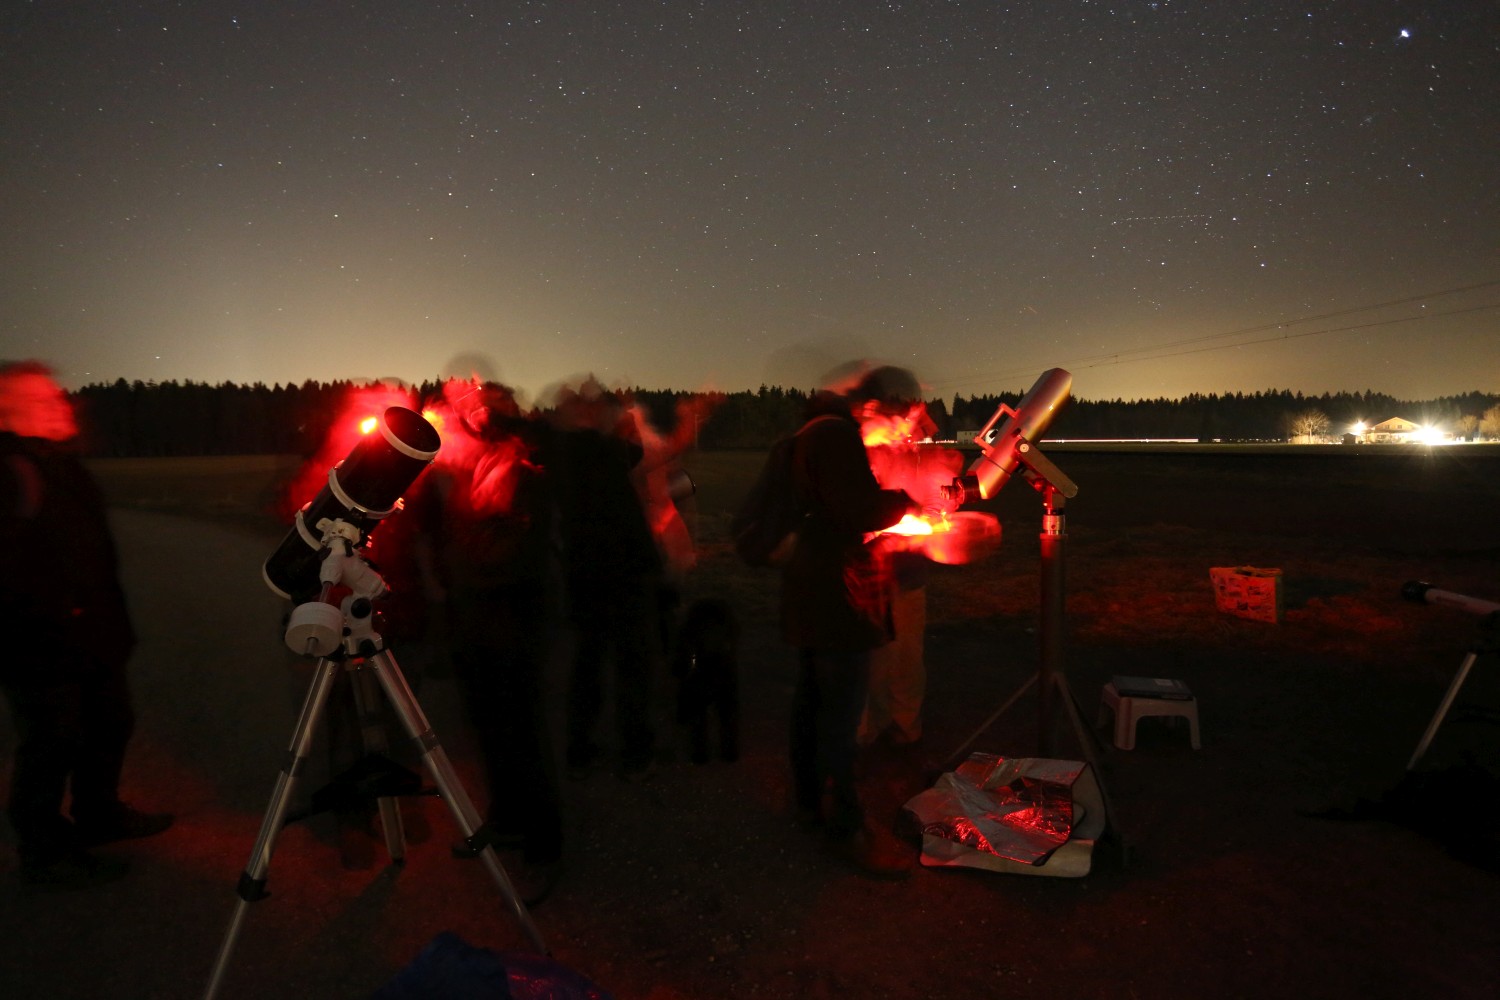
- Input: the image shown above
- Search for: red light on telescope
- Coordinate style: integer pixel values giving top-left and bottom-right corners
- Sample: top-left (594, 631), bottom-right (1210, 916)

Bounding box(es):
top-left (881, 513), bottom-right (937, 536)
top-left (877, 511), bottom-right (1001, 565)
top-left (359, 416), bottom-right (378, 435)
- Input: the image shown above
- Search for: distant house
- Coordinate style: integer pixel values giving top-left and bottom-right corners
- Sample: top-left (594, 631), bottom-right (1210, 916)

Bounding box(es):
top-left (1362, 417), bottom-right (1421, 443)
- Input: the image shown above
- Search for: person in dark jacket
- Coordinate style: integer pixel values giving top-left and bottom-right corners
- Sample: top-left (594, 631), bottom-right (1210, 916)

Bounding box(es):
top-left (424, 379), bottom-right (566, 905)
top-left (0, 361), bottom-right (172, 890)
top-left (781, 365), bottom-right (923, 878)
top-left (549, 381), bottom-right (665, 781)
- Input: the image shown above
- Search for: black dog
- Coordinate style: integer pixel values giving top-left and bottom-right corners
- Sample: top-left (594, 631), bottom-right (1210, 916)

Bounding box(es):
top-left (672, 598), bottom-right (740, 764)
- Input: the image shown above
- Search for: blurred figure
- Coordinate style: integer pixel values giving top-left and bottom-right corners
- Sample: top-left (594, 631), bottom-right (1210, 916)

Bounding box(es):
top-left (548, 379), bottom-right (665, 781)
top-left (779, 364), bottom-right (922, 878)
top-left (626, 393), bottom-right (715, 646)
top-left (423, 378), bottom-right (565, 905)
top-left (859, 403), bottom-right (962, 749)
top-left (0, 361), bottom-right (172, 890)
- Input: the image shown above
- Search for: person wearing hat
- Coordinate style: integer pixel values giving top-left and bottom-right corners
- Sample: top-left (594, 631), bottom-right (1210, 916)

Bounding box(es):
top-left (780, 364), bottom-right (926, 878)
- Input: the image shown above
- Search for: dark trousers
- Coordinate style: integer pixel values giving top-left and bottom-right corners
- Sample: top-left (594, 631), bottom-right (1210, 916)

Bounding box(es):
top-left (790, 647), bottom-right (871, 837)
top-left (565, 580), bottom-right (658, 772)
top-left (451, 586), bottom-right (563, 865)
top-left (3, 659), bottom-right (135, 862)
top-left (676, 663), bottom-right (740, 764)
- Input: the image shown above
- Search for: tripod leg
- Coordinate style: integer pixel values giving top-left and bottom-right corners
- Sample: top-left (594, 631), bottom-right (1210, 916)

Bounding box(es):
top-left (1050, 672), bottom-right (1127, 860)
top-left (350, 663), bottom-right (407, 862)
top-left (944, 672), bottom-right (1036, 767)
top-left (1407, 651), bottom-right (1479, 771)
top-left (203, 656), bottom-right (343, 1000)
top-left (365, 648), bottom-right (549, 955)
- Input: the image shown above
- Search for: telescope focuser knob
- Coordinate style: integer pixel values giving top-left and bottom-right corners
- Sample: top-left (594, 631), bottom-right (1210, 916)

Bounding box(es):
top-left (939, 474), bottom-right (981, 506)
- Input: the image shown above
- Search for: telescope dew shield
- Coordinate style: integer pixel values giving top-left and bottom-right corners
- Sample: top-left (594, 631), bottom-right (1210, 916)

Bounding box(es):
top-left (965, 367), bottom-right (1073, 501)
top-left (263, 406), bottom-right (442, 601)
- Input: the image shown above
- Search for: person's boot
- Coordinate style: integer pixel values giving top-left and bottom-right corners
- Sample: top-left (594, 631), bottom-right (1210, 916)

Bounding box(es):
top-left (73, 804), bottom-right (174, 848)
top-left (828, 825), bottom-right (914, 880)
top-left (565, 742), bottom-right (603, 781)
top-left (510, 855), bottom-right (564, 907)
top-left (21, 848), bottom-right (130, 891)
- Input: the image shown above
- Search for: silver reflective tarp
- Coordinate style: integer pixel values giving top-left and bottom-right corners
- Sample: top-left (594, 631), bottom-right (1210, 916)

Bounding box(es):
top-left (903, 754), bottom-right (1102, 876)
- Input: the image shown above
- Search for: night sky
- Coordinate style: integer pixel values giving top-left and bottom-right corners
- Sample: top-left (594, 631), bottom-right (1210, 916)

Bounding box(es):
top-left (4, 2), bottom-right (1497, 404)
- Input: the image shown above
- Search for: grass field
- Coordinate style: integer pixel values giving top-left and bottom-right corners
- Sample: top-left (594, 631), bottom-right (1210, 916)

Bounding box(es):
top-left (88, 444), bottom-right (1500, 675)
top-left (40, 444), bottom-right (1500, 999)
top-left (87, 453), bottom-right (302, 536)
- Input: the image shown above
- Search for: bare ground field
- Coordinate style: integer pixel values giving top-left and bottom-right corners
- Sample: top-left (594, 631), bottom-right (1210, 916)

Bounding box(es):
top-left (3, 445), bottom-right (1499, 999)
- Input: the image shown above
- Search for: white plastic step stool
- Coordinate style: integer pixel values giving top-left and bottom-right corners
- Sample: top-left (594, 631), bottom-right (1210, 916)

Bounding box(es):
top-left (1098, 678), bottom-right (1201, 750)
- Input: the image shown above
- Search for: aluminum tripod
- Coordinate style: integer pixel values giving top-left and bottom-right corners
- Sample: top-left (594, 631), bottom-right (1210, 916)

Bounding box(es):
top-left (203, 554), bottom-right (546, 999)
top-left (1407, 620), bottom-right (1498, 771)
top-left (943, 443), bottom-right (1124, 855)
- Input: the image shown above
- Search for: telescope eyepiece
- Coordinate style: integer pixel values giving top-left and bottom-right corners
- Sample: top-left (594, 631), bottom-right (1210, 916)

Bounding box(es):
top-left (939, 474), bottom-right (981, 506)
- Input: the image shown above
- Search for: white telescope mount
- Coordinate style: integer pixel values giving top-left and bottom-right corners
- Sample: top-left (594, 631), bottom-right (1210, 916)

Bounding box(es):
top-left (203, 517), bottom-right (547, 1000)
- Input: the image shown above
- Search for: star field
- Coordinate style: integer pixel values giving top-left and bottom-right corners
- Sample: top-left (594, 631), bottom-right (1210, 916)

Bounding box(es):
top-left (3, 1), bottom-right (1496, 402)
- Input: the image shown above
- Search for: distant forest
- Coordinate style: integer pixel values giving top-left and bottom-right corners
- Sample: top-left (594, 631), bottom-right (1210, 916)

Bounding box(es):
top-left (69, 377), bottom-right (1500, 458)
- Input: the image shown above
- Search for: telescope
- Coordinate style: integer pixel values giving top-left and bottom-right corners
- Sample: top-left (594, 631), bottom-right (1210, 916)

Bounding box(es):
top-left (203, 404), bottom-right (551, 998)
top-left (1401, 581), bottom-right (1500, 618)
top-left (1400, 580), bottom-right (1499, 772)
top-left (263, 406), bottom-right (441, 603)
top-left (942, 368), bottom-right (1072, 505)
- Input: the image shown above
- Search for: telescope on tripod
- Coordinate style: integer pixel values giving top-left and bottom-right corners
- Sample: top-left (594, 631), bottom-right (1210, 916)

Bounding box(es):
top-left (202, 405), bottom-right (546, 1000)
top-left (938, 369), bottom-right (1121, 856)
top-left (1401, 580), bottom-right (1500, 772)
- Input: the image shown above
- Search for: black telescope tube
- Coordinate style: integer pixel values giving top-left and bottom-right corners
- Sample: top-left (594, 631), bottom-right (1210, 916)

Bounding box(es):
top-left (263, 406), bottom-right (441, 601)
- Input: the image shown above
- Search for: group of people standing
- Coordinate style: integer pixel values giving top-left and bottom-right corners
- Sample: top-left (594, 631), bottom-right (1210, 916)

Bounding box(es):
top-left (395, 376), bottom-right (701, 905)
top-left (422, 363), bottom-right (950, 887)
top-left (0, 357), bottom-right (950, 896)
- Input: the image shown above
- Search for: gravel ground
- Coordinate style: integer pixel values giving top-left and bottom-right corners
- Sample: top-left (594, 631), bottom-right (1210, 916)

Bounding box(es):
top-left (3, 449), bottom-right (1499, 999)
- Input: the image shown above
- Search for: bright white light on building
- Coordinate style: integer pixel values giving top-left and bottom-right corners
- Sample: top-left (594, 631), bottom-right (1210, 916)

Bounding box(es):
top-left (1416, 425), bottom-right (1445, 445)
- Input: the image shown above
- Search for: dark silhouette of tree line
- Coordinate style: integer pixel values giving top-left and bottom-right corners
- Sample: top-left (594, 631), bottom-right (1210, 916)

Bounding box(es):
top-left (70, 377), bottom-right (1500, 458)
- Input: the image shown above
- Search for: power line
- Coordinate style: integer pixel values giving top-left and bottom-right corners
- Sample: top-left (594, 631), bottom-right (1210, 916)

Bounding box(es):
top-left (1083, 301), bottom-right (1500, 367)
top-left (927, 278), bottom-right (1500, 395)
